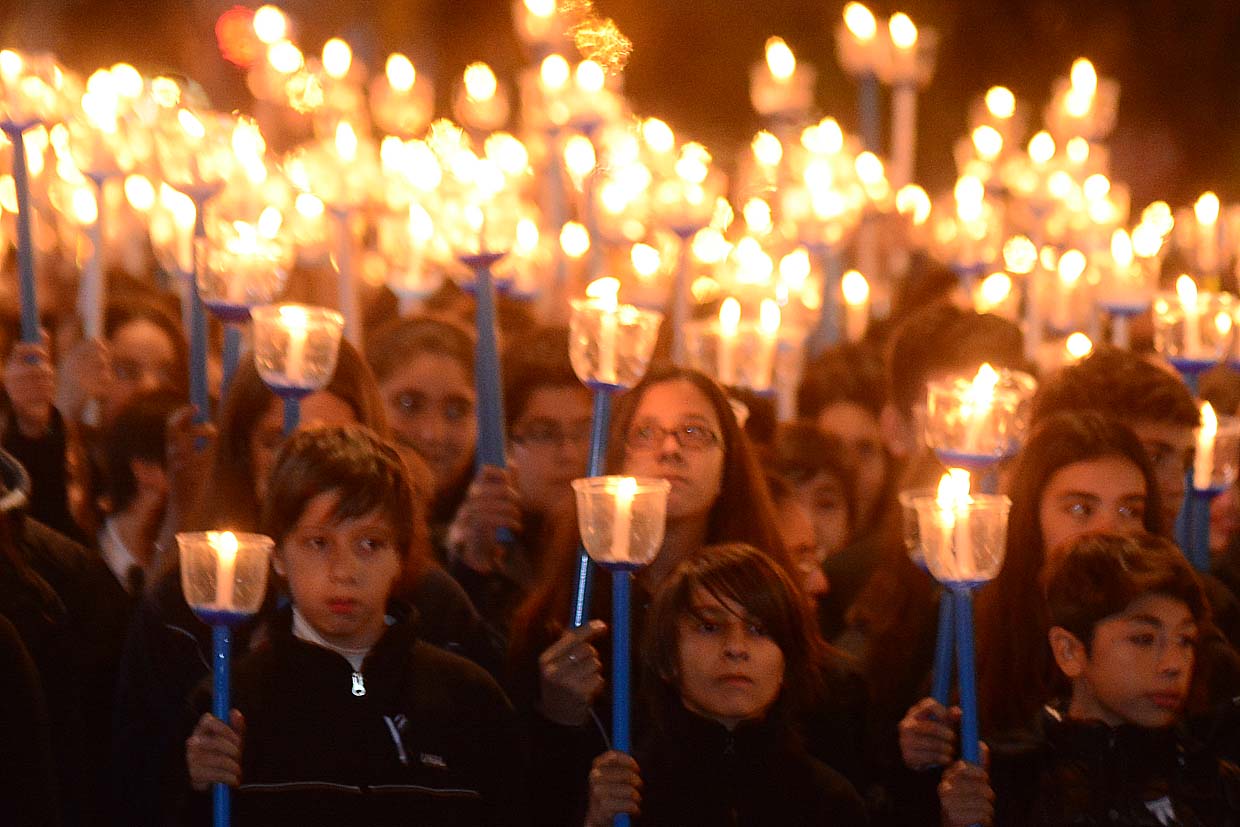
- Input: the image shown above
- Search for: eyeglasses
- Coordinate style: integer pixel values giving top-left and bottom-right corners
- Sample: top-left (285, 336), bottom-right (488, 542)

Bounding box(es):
top-left (511, 420), bottom-right (592, 449)
top-left (625, 422), bottom-right (721, 452)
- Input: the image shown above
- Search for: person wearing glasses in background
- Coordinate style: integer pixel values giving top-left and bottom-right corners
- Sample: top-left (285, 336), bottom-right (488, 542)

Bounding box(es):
top-left (506, 367), bottom-right (870, 826)
top-left (444, 326), bottom-right (594, 643)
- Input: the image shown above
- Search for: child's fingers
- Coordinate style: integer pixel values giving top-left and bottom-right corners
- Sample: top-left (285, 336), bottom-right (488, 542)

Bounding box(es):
top-left (541, 619), bottom-right (607, 665)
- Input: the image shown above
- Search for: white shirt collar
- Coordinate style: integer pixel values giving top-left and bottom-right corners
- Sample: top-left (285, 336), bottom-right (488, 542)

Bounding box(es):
top-left (98, 517), bottom-right (141, 594)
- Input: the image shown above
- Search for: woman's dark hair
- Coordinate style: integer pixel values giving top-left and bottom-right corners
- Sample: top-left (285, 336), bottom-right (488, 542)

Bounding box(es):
top-left (1031, 347), bottom-right (1199, 428)
top-left (194, 339), bottom-right (389, 532)
top-left (501, 325), bottom-right (582, 430)
top-left (101, 388), bottom-right (185, 513)
top-left (261, 425), bottom-right (420, 563)
top-left (975, 410), bottom-right (1162, 733)
top-left (765, 422), bottom-right (858, 534)
top-left (365, 315), bottom-right (475, 384)
top-left (797, 342), bottom-right (887, 421)
top-left (643, 543), bottom-right (827, 726)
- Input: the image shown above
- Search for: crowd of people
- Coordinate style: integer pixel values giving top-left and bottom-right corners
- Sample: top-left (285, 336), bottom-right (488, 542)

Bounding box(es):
top-left (4, 257), bottom-right (1240, 826)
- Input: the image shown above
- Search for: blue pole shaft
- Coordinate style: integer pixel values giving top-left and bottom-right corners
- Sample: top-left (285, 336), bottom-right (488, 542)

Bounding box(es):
top-left (931, 590), bottom-right (954, 706)
top-left (189, 208), bottom-right (211, 425)
top-left (282, 396), bottom-right (300, 437)
top-left (472, 261), bottom-right (513, 545)
top-left (671, 243), bottom-right (690, 366)
top-left (954, 589), bottom-right (981, 766)
top-left (809, 245), bottom-right (841, 356)
top-left (1175, 470), bottom-right (1193, 555)
top-left (212, 625), bottom-right (231, 827)
top-left (612, 569), bottom-right (632, 827)
top-left (570, 389), bottom-right (613, 627)
top-left (221, 323), bottom-right (242, 396)
top-left (7, 127), bottom-right (39, 344)
top-left (1188, 490), bottom-right (1216, 573)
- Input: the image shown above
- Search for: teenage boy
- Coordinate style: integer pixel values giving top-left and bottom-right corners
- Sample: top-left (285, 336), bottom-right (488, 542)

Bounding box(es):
top-left (938, 532), bottom-right (1240, 826)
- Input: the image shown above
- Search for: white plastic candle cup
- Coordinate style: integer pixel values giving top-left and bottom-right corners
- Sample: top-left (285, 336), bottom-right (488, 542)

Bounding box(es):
top-left (200, 219), bottom-right (293, 322)
top-left (898, 486), bottom-right (938, 569)
top-left (177, 531), bottom-right (273, 623)
top-left (569, 299), bottom-right (663, 390)
top-left (924, 368), bottom-right (1036, 464)
top-left (572, 476), bottom-right (671, 568)
top-left (682, 318), bottom-right (793, 394)
top-left (153, 109), bottom-right (237, 191)
top-left (1152, 290), bottom-right (1236, 364)
top-left (911, 493), bottom-right (1010, 586)
top-left (250, 304), bottom-right (345, 395)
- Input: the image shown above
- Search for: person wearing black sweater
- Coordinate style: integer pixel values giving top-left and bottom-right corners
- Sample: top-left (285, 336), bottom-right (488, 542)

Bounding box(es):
top-left (182, 426), bottom-right (529, 825)
top-left (584, 544), bottom-right (866, 827)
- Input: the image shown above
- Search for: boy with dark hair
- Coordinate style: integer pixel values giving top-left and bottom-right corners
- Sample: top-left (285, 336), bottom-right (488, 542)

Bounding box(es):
top-left (183, 425), bottom-right (529, 824)
top-left (938, 532), bottom-right (1240, 826)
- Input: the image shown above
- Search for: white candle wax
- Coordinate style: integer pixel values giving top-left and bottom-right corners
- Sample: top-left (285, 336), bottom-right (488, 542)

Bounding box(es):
top-left (717, 298), bottom-right (740, 387)
top-left (612, 477), bottom-right (636, 563)
top-left (1195, 402), bottom-right (1217, 491)
top-left (1178, 276), bottom-right (1203, 358)
top-left (212, 531), bottom-right (239, 610)
top-left (281, 306), bottom-right (309, 387)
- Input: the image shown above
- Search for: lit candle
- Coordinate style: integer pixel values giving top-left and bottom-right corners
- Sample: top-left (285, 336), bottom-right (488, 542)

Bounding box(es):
top-left (961, 363), bottom-right (1000, 454)
top-left (717, 297), bottom-right (740, 387)
top-left (1055, 250), bottom-right (1086, 332)
top-left (757, 299), bottom-right (781, 390)
top-left (1178, 275), bottom-right (1202, 358)
top-left (1196, 402), bottom-right (1218, 491)
top-left (888, 13), bottom-right (920, 188)
top-left (613, 476), bottom-right (636, 563)
top-left (588, 277), bottom-right (621, 385)
top-left (841, 2), bottom-right (881, 150)
top-left (1195, 192), bottom-right (1220, 279)
top-left (936, 469), bottom-right (974, 581)
top-left (280, 305), bottom-right (309, 387)
top-left (841, 270), bottom-right (870, 342)
top-left (750, 37), bottom-right (813, 119)
top-left (210, 530), bottom-right (239, 610)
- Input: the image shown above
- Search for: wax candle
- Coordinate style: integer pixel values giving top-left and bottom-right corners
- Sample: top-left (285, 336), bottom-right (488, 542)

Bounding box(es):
top-left (588, 277), bottom-right (620, 385)
top-left (961, 363), bottom-right (999, 454)
top-left (280, 305), bottom-right (309, 387)
top-left (1196, 402), bottom-right (1217, 491)
top-left (888, 13), bottom-right (920, 188)
top-left (717, 298), bottom-right (740, 387)
top-left (1195, 192), bottom-right (1221, 279)
top-left (211, 530), bottom-right (239, 610)
top-left (936, 469), bottom-right (974, 581)
top-left (1055, 250), bottom-right (1086, 332)
top-left (613, 477), bottom-right (636, 563)
top-left (1177, 275), bottom-right (1202, 358)
top-left (841, 270), bottom-right (870, 342)
top-left (757, 299), bottom-right (781, 391)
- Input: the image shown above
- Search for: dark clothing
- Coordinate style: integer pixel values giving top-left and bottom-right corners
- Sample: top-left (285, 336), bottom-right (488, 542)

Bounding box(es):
top-left (1, 405), bottom-right (88, 546)
top-left (989, 707), bottom-right (1240, 826)
top-left (514, 567), bottom-right (872, 826)
top-left (819, 529), bottom-right (882, 642)
top-left (180, 606), bottom-right (529, 826)
top-left (112, 563), bottom-right (503, 826)
top-left (0, 612), bottom-right (59, 826)
top-left (0, 454), bottom-right (128, 826)
top-left (632, 701), bottom-right (868, 827)
top-left (446, 511), bottom-right (547, 646)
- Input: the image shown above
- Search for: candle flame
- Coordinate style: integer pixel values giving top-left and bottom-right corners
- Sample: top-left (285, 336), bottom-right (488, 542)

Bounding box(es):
top-left (1216, 311), bottom-right (1234, 338)
top-left (525, 0), bottom-right (556, 16)
top-left (642, 118), bottom-right (675, 154)
top-left (540, 54), bottom-right (570, 91)
top-left (208, 530), bottom-right (239, 564)
top-left (977, 272), bottom-right (1012, 312)
top-left (124, 174), bottom-right (156, 212)
top-left (253, 5), bottom-right (287, 44)
top-left (889, 13), bottom-right (918, 49)
top-left (971, 125), bottom-right (1003, 161)
top-left (268, 40), bottom-right (304, 74)
top-left (1002, 235), bottom-right (1037, 274)
top-left (1069, 58), bottom-right (1098, 97)
top-left (322, 38), bottom-right (352, 80)
top-left (963, 363), bottom-right (1000, 414)
top-left (177, 109), bottom-right (206, 141)
top-left (1176, 274), bottom-right (1199, 310)
top-left (1131, 222), bottom-right (1163, 258)
top-left (936, 468), bottom-right (972, 511)
top-left (801, 117), bottom-right (844, 155)
top-left (563, 134), bottom-right (597, 179)
top-left (631, 243), bottom-right (661, 278)
top-left (742, 198), bottom-right (772, 234)
top-left (1111, 229), bottom-right (1134, 269)
top-left (1028, 131), bottom-right (1055, 164)
top-left (575, 59), bottom-right (606, 93)
top-left (843, 2), bottom-right (877, 42)
top-left (896, 184), bottom-right (931, 225)
top-left (385, 53), bottom-right (416, 93)
top-left (334, 121), bottom-right (358, 162)
top-left (855, 151), bottom-right (886, 186)
top-left (560, 221), bottom-right (590, 258)
top-left (1202, 401), bottom-right (1219, 439)
top-left (1065, 332), bottom-right (1093, 360)
top-left (674, 143), bottom-right (711, 185)
top-left (841, 270), bottom-right (870, 307)
top-left (764, 37), bottom-right (796, 81)
top-left (752, 130), bottom-right (783, 167)
top-left (614, 475), bottom-right (638, 507)
top-left (1195, 191), bottom-right (1220, 226)
top-left (1065, 137), bottom-right (1090, 165)
top-left (984, 86), bottom-right (1015, 119)
top-left (463, 62), bottom-right (498, 102)
top-left (585, 276), bottom-right (620, 311)
top-left (779, 248), bottom-right (811, 290)
top-left (1058, 249), bottom-right (1086, 286)
top-left (719, 297), bottom-right (741, 335)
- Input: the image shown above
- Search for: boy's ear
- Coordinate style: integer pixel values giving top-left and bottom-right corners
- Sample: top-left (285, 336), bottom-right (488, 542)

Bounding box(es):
top-left (271, 548), bottom-right (286, 578)
top-left (1048, 626), bottom-right (1087, 678)
top-left (879, 404), bottom-right (914, 460)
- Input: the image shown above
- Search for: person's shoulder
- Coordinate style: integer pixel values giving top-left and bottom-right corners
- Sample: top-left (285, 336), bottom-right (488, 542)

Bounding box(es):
top-left (409, 636), bottom-right (509, 704)
top-left (801, 754), bottom-right (868, 824)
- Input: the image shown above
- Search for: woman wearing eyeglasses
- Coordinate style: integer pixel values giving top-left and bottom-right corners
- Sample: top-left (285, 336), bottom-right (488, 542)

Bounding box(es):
top-left (507, 366), bottom-right (870, 825)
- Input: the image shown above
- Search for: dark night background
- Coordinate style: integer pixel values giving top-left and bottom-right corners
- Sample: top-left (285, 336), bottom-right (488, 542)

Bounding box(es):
top-left (3, 0), bottom-right (1240, 209)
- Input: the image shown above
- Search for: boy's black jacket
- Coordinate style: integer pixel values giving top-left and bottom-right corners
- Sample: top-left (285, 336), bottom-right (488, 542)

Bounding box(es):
top-left (181, 603), bottom-right (530, 826)
top-left (988, 705), bottom-right (1240, 826)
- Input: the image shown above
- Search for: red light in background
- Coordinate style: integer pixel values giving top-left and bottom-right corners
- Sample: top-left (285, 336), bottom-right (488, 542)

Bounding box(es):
top-left (216, 6), bottom-right (261, 68)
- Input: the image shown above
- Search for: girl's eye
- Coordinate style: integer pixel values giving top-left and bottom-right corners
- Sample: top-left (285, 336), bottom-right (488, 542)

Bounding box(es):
top-left (1066, 501), bottom-right (1093, 518)
top-left (1130, 633), bottom-right (1157, 647)
top-left (748, 623), bottom-right (768, 637)
top-left (697, 621), bottom-right (719, 634)
top-left (395, 392), bottom-right (426, 414)
top-left (358, 537), bottom-right (391, 554)
top-left (443, 398), bottom-right (473, 422)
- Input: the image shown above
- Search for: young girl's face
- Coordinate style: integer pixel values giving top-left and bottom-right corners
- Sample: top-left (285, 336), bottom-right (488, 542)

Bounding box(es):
top-left (622, 379), bottom-right (725, 522)
top-left (103, 318), bottom-right (178, 422)
top-left (273, 492), bottom-right (403, 651)
top-left (676, 587), bottom-right (785, 730)
top-left (380, 352), bottom-right (477, 496)
top-left (1039, 455), bottom-right (1147, 555)
top-left (251, 391), bottom-right (357, 501)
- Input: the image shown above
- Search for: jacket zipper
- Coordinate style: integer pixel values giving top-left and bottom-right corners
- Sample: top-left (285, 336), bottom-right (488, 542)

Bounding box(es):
top-left (351, 671), bottom-right (366, 696)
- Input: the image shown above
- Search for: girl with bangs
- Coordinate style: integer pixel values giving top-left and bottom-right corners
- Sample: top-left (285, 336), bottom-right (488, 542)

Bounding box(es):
top-left (584, 543), bottom-right (866, 827)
